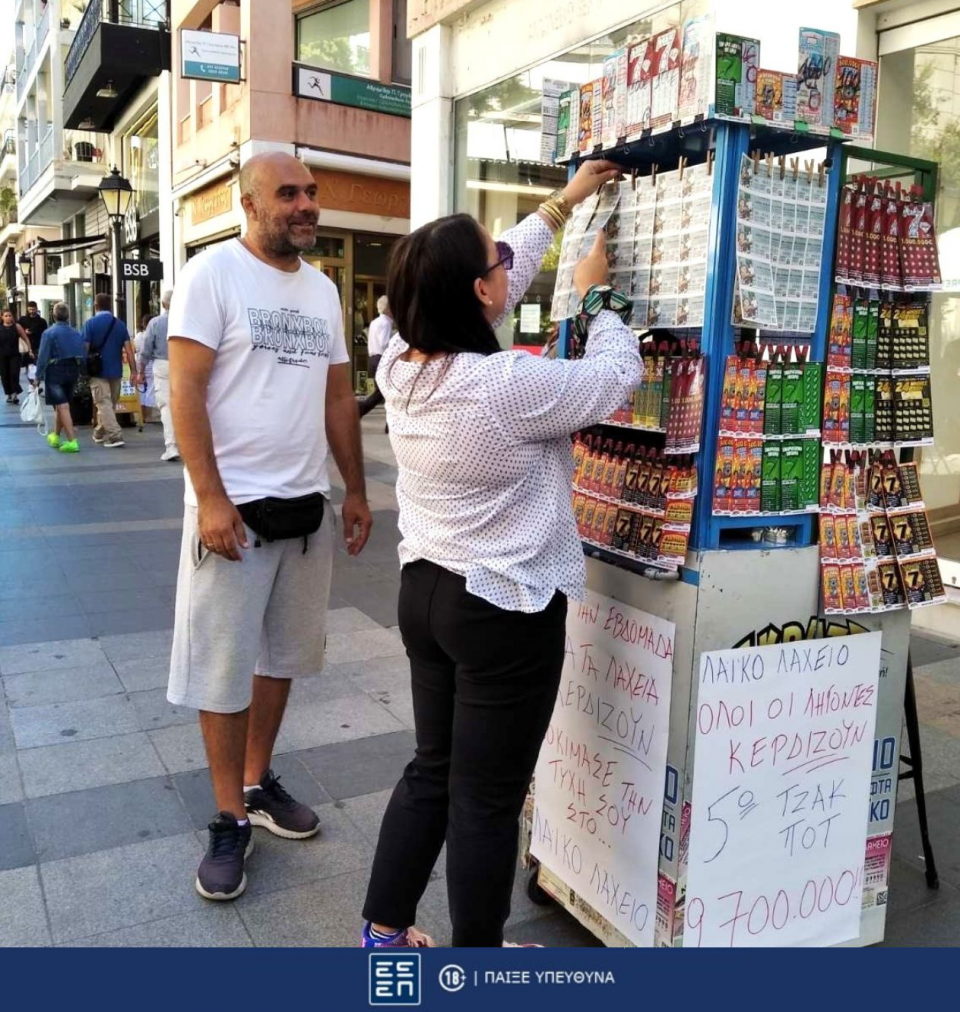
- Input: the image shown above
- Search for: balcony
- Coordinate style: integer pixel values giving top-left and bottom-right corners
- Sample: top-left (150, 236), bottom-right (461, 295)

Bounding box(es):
top-left (63, 0), bottom-right (171, 131)
top-left (1, 132), bottom-right (16, 180)
top-left (16, 2), bottom-right (51, 102)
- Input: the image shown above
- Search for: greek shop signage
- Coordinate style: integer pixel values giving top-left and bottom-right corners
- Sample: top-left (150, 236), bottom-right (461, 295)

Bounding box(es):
top-left (294, 64), bottom-right (411, 118)
top-left (181, 29), bottom-right (241, 83)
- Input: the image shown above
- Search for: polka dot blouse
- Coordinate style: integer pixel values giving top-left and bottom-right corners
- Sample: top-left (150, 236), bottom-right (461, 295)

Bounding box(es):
top-left (378, 213), bottom-right (642, 613)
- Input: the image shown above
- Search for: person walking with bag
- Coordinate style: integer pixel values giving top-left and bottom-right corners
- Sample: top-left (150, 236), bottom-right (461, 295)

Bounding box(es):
top-left (167, 152), bottom-right (373, 902)
top-left (139, 290), bottom-right (179, 461)
top-left (358, 295), bottom-right (393, 418)
top-left (36, 302), bottom-right (85, 453)
top-left (0, 308), bottom-right (28, 404)
top-left (359, 159), bottom-right (640, 948)
top-left (82, 293), bottom-right (139, 448)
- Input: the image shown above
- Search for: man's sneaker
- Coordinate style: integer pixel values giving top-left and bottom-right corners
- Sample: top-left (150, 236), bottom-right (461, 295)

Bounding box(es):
top-left (244, 769), bottom-right (320, 839)
top-left (503, 941), bottom-right (544, 947)
top-left (161, 446), bottom-right (181, 461)
top-left (195, 812), bottom-right (254, 901)
top-left (360, 923), bottom-right (435, 948)
top-left (46, 432), bottom-right (61, 448)
top-left (59, 439), bottom-right (80, 454)
top-left (92, 431), bottom-right (105, 443)
top-left (103, 437), bottom-right (125, 448)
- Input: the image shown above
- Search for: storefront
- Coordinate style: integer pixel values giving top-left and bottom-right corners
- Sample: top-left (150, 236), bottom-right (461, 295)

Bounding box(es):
top-left (302, 165), bottom-right (408, 391)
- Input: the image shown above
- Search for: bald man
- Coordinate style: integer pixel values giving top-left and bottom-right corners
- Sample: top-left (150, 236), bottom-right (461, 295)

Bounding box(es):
top-left (167, 151), bottom-right (373, 901)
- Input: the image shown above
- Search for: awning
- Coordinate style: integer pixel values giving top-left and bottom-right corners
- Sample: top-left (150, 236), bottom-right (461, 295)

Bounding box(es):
top-left (27, 235), bottom-right (107, 256)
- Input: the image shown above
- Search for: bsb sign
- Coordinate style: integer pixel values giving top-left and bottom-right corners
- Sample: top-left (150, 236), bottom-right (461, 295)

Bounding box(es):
top-left (294, 65), bottom-right (411, 118)
top-left (120, 259), bottom-right (164, 281)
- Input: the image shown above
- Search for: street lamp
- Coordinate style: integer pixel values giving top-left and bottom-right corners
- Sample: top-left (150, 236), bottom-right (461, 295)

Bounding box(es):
top-left (18, 252), bottom-right (32, 318)
top-left (98, 166), bottom-right (134, 322)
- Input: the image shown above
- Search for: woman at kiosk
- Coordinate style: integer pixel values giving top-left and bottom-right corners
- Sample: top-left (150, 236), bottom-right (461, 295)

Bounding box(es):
top-left (360, 158), bottom-right (641, 948)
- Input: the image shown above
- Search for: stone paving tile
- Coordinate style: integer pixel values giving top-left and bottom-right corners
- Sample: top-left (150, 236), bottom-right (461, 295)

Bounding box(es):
top-left (27, 776), bottom-right (193, 862)
top-left (336, 579), bottom-right (401, 629)
top-left (237, 868), bottom-right (382, 947)
top-left (299, 731), bottom-right (415, 801)
top-left (287, 669), bottom-right (358, 707)
top-left (894, 784), bottom-right (960, 889)
top-left (0, 753), bottom-right (23, 805)
top-left (0, 637), bottom-right (105, 676)
top-left (0, 594), bottom-right (85, 622)
top-left (910, 633), bottom-right (960, 669)
top-left (111, 653), bottom-right (171, 693)
top-left (197, 803), bottom-right (373, 899)
top-left (273, 692), bottom-right (405, 754)
top-left (339, 788), bottom-right (392, 846)
top-left (99, 628), bottom-right (174, 664)
top-left (0, 616), bottom-right (96, 648)
top-left (10, 693), bottom-right (141, 749)
top-left (148, 723), bottom-right (208, 775)
top-left (128, 687), bottom-right (198, 731)
top-left (0, 696), bottom-right (16, 755)
top-left (173, 753), bottom-right (331, 831)
top-left (880, 878), bottom-right (960, 947)
top-left (0, 802), bottom-right (35, 870)
top-left (324, 627), bottom-right (404, 666)
top-left (17, 732), bottom-right (166, 800)
top-left (2, 662), bottom-right (124, 709)
top-left (40, 832), bottom-right (205, 944)
top-left (324, 606), bottom-right (383, 635)
top-left (61, 907), bottom-right (253, 948)
top-left (0, 866), bottom-right (52, 947)
top-left (87, 606), bottom-right (176, 638)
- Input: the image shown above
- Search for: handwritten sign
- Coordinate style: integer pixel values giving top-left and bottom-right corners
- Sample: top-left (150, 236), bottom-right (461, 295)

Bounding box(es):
top-left (686, 632), bottom-right (881, 947)
top-left (531, 591), bottom-right (675, 946)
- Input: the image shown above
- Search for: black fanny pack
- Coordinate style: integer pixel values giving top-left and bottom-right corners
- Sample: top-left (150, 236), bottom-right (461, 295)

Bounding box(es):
top-left (236, 493), bottom-right (325, 546)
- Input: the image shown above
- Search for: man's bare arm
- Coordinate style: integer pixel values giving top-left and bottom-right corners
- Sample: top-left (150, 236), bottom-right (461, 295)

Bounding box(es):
top-left (325, 362), bottom-right (372, 555)
top-left (169, 337), bottom-right (248, 561)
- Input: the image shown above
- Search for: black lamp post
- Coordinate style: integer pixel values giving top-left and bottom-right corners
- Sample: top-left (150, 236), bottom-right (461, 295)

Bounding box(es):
top-left (98, 166), bottom-right (134, 322)
top-left (18, 252), bottom-right (32, 318)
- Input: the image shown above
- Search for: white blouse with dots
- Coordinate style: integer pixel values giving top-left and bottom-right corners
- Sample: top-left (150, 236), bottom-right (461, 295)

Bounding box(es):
top-left (378, 212), bottom-right (642, 613)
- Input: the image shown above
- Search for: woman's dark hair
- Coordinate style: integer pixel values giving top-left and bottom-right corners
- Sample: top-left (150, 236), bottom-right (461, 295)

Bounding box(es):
top-left (387, 213), bottom-right (501, 357)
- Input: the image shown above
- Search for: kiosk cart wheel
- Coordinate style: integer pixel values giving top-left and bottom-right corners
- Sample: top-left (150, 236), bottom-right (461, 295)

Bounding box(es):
top-left (527, 866), bottom-right (553, 906)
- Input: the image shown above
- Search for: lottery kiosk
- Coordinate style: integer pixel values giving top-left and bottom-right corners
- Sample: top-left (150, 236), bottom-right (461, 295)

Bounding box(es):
top-left (522, 24), bottom-right (941, 948)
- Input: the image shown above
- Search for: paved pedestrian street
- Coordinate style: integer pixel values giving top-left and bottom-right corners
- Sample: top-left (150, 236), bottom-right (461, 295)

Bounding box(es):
top-left (1, 406), bottom-right (958, 947)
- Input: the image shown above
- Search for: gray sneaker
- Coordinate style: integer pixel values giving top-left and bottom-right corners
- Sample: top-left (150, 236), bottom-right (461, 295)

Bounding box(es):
top-left (195, 812), bottom-right (254, 901)
top-left (103, 437), bottom-right (125, 448)
top-left (244, 769), bottom-right (321, 840)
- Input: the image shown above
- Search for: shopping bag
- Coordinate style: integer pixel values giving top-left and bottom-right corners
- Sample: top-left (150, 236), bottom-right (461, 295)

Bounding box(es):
top-left (19, 386), bottom-right (46, 434)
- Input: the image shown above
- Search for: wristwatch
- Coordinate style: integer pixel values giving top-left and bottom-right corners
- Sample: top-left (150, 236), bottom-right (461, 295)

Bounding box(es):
top-left (548, 189), bottom-right (573, 220)
top-left (574, 284), bottom-right (634, 340)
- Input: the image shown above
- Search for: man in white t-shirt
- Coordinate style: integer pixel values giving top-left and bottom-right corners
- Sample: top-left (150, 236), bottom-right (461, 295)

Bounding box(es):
top-left (167, 152), bottom-right (373, 901)
top-left (358, 295), bottom-right (393, 418)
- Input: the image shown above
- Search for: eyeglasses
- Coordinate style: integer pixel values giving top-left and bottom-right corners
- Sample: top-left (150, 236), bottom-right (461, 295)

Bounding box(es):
top-left (483, 240), bottom-right (514, 275)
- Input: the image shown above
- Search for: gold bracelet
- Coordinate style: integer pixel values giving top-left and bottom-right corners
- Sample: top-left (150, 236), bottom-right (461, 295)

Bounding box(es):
top-left (538, 200), bottom-right (566, 230)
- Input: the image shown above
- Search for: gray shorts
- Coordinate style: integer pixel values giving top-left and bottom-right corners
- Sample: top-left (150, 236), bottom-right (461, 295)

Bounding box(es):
top-left (168, 504), bottom-right (335, 713)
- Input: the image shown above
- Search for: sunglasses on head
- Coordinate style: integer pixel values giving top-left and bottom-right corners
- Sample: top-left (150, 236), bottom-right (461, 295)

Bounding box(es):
top-left (483, 240), bottom-right (514, 275)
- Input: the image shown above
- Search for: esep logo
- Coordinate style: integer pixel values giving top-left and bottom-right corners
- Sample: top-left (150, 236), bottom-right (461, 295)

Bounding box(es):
top-left (369, 953), bottom-right (421, 1006)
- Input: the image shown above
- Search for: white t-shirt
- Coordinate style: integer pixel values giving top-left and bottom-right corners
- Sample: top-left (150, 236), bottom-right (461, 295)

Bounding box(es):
top-left (168, 239), bottom-right (350, 506)
top-left (367, 314), bottom-right (393, 357)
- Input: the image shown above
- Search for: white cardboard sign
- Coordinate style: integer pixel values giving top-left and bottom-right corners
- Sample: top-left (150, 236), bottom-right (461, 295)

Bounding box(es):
top-left (686, 632), bottom-right (881, 947)
top-left (531, 591), bottom-right (675, 946)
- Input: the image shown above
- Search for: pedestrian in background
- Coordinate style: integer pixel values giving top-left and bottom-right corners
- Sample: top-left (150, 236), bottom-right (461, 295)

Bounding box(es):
top-left (82, 292), bottom-right (138, 449)
top-left (20, 300), bottom-right (47, 391)
top-left (135, 313), bottom-right (157, 417)
top-left (139, 291), bottom-right (178, 461)
top-left (0, 308), bottom-right (27, 404)
top-left (358, 295), bottom-right (393, 418)
top-left (359, 158), bottom-right (639, 948)
top-left (37, 302), bottom-right (85, 454)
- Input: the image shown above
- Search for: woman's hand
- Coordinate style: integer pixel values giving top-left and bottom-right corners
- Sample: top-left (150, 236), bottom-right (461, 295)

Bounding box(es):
top-left (562, 159), bottom-right (622, 207)
top-left (574, 229), bottom-right (610, 297)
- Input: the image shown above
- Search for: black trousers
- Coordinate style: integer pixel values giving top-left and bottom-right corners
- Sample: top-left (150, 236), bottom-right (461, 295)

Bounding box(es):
top-left (363, 560), bottom-right (566, 946)
top-left (0, 353), bottom-right (21, 396)
top-left (358, 354), bottom-right (384, 417)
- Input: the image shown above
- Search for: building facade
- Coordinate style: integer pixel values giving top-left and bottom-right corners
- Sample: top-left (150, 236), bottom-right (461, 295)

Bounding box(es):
top-left (170, 0), bottom-right (413, 391)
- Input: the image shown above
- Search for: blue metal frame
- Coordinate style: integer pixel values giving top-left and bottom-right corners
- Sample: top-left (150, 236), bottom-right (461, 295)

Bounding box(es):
top-left (560, 120), bottom-right (846, 559)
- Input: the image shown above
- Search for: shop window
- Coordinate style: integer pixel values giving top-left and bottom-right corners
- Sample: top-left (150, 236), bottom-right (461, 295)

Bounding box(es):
top-left (392, 0), bottom-right (411, 85)
top-left (122, 109), bottom-right (160, 221)
top-left (297, 0), bottom-right (371, 78)
top-left (878, 38), bottom-right (960, 570)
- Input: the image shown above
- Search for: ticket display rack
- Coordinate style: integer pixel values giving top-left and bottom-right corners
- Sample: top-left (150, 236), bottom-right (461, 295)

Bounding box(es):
top-left (522, 113), bottom-right (927, 949)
